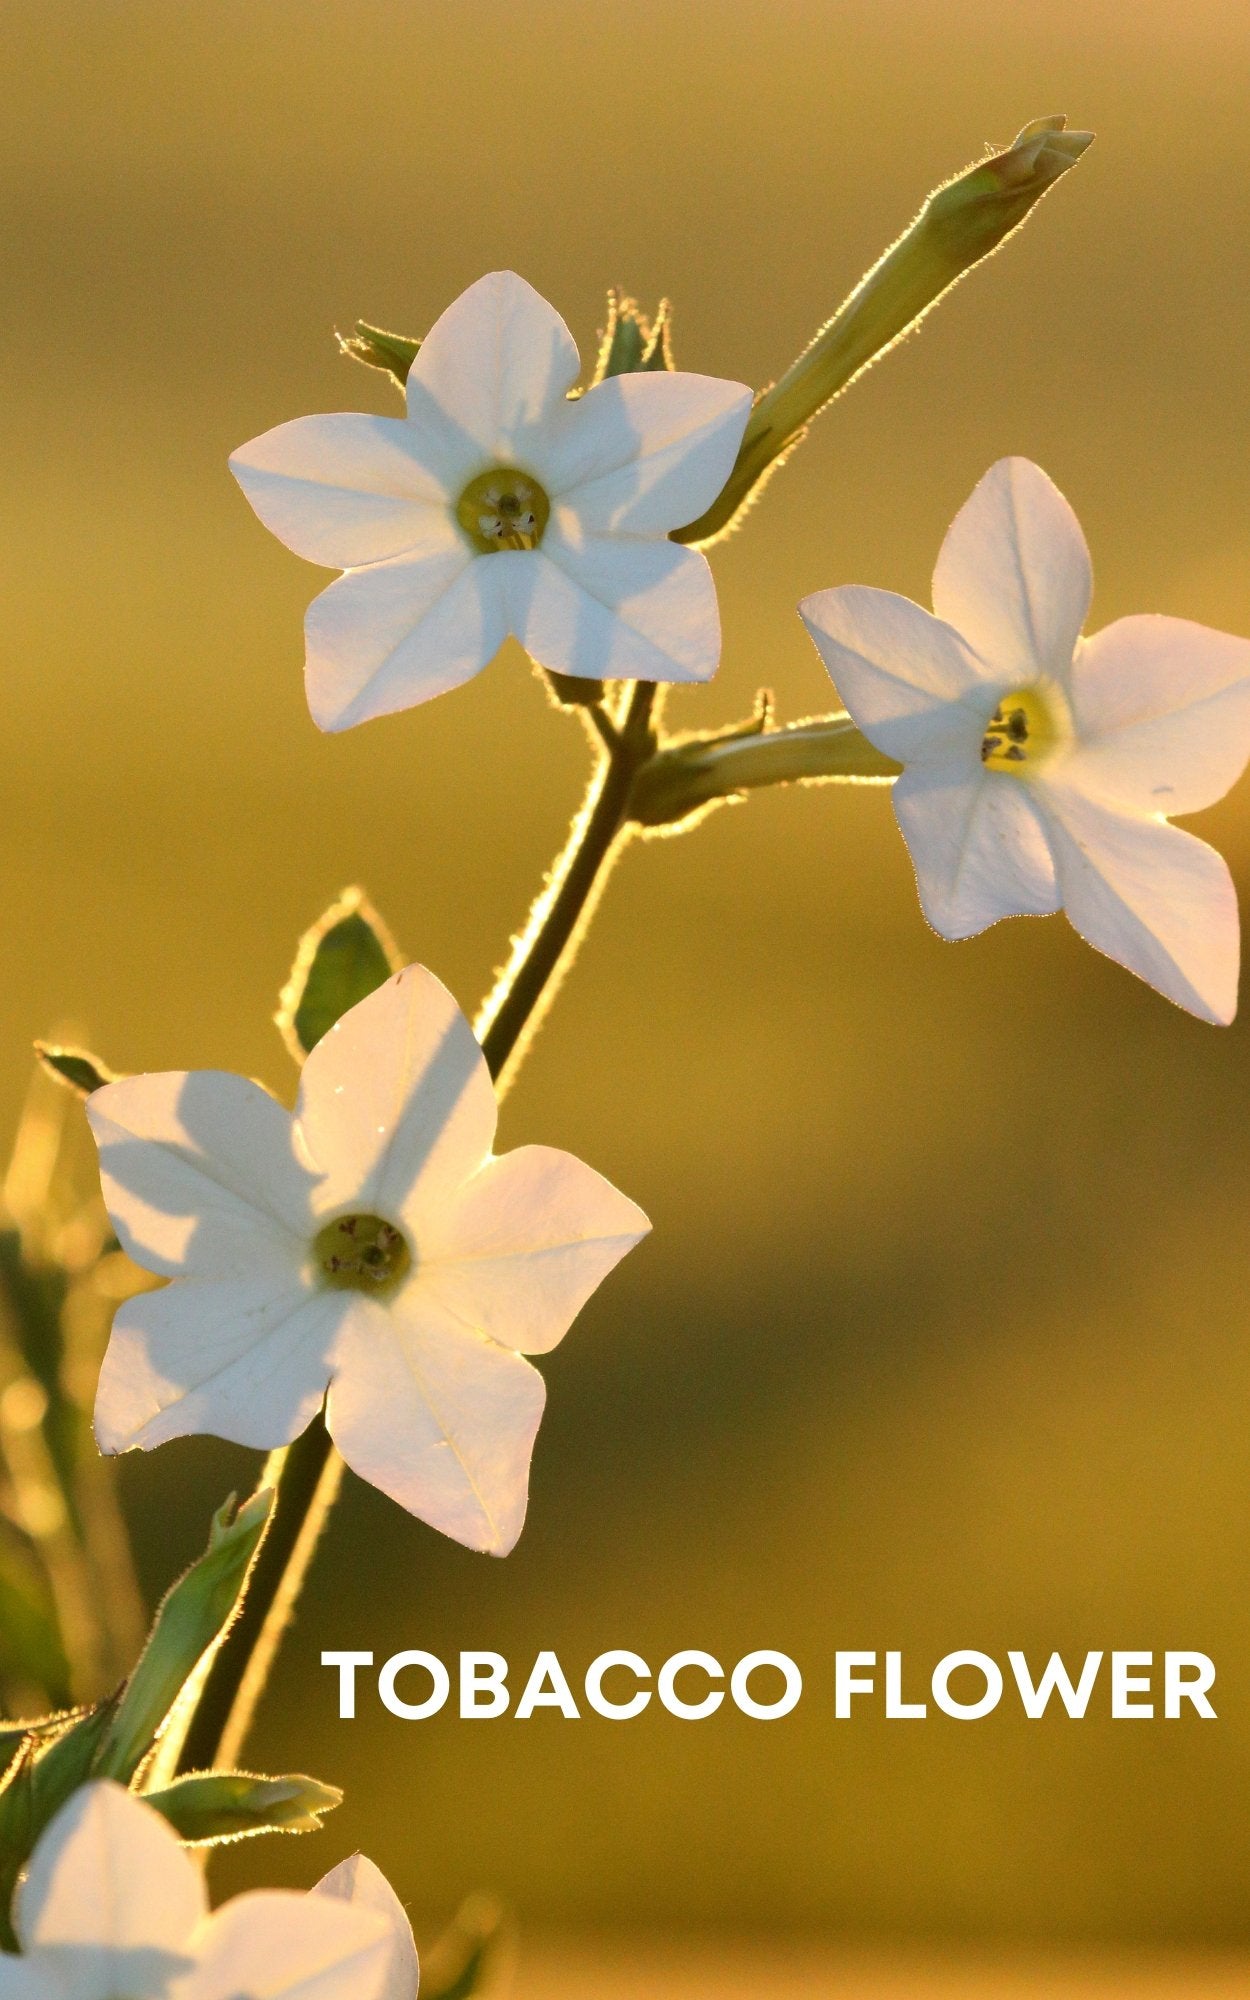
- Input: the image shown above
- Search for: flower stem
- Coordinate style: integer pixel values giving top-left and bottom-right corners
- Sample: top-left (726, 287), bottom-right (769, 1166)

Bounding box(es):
top-left (173, 682), bottom-right (660, 1776)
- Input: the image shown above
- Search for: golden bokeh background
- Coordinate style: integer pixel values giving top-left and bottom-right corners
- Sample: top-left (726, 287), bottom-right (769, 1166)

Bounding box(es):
top-left (7, 0), bottom-right (1250, 1979)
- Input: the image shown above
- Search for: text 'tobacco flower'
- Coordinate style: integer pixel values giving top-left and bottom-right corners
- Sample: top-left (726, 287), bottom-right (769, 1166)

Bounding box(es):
top-left (87, 967), bottom-right (650, 1554)
top-left (800, 457), bottom-right (1250, 1022)
top-left (230, 271), bottom-right (752, 729)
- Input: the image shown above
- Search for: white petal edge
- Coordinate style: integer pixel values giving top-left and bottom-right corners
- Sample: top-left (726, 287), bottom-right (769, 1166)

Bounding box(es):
top-left (86, 1073), bottom-right (312, 1279)
top-left (1036, 778), bottom-right (1240, 1023)
top-left (229, 414), bottom-right (462, 570)
top-left (1067, 614), bottom-right (1250, 815)
top-left (313, 1855), bottom-right (419, 2000)
top-left (534, 370), bottom-right (753, 534)
top-left (931, 456), bottom-right (1092, 683)
top-left (303, 549), bottom-right (505, 733)
top-left (514, 529), bottom-right (723, 683)
top-left (17, 1783), bottom-right (205, 1954)
top-left (417, 1143), bottom-right (650, 1355)
top-left (798, 586), bottom-right (992, 764)
top-left (296, 966), bottom-right (498, 1225)
top-left (405, 271), bottom-right (581, 466)
top-left (326, 1293), bottom-right (546, 1555)
top-left (94, 1279), bottom-right (346, 1454)
top-left (892, 761), bottom-right (1060, 939)
top-left (183, 1890), bottom-right (395, 2000)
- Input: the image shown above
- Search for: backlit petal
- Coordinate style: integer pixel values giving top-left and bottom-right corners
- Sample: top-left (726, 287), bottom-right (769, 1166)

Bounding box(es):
top-left (536, 370), bottom-right (752, 533)
top-left (1067, 614), bottom-right (1250, 814)
top-left (229, 415), bottom-right (460, 569)
top-left (406, 270), bottom-right (581, 465)
top-left (931, 457), bottom-right (1091, 681)
top-left (303, 549), bottom-right (503, 732)
top-left (326, 1292), bottom-right (545, 1555)
top-left (184, 1892), bottom-right (394, 2000)
top-left (893, 759), bottom-right (1060, 939)
top-left (313, 1856), bottom-right (418, 2000)
top-left (296, 967), bottom-right (497, 1223)
top-left (1036, 779), bottom-right (1239, 1022)
top-left (86, 1073), bottom-right (312, 1279)
top-left (418, 1143), bottom-right (650, 1354)
top-left (799, 586), bottom-right (990, 763)
top-left (94, 1277), bottom-right (346, 1454)
top-left (18, 1784), bottom-right (204, 1955)
top-left (514, 527), bottom-right (722, 683)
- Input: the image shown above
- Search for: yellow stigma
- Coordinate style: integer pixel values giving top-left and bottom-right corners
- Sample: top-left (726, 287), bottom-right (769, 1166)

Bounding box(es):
top-left (313, 1213), bottom-right (411, 1294)
top-left (455, 467), bottom-right (550, 554)
top-left (980, 686), bottom-right (1060, 773)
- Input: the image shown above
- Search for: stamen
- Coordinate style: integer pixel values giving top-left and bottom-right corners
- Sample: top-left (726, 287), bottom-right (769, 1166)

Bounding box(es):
top-left (980, 687), bottom-right (1062, 773)
top-left (456, 466), bottom-right (551, 554)
top-left (313, 1214), bottom-right (412, 1294)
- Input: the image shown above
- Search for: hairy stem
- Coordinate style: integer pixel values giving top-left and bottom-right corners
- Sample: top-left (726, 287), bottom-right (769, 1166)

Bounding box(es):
top-left (175, 683), bottom-right (659, 1775)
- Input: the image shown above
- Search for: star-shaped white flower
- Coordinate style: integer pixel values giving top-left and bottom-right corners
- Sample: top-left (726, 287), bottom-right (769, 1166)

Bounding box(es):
top-left (0, 1782), bottom-right (416, 2000)
top-left (87, 966), bottom-right (649, 1554)
top-left (799, 457), bottom-right (1250, 1022)
top-left (229, 270), bottom-right (753, 729)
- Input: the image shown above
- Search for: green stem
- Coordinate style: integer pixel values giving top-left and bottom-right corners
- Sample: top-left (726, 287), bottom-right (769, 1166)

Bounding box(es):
top-left (175, 682), bottom-right (659, 1775)
top-left (630, 711), bottom-right (899, 828)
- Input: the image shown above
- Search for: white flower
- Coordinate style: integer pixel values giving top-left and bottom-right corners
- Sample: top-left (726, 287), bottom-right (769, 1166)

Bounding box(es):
top-left (799, 456), bottom-right (1250, 1023)
top-left (87, 966), bottom-right (650, 1555)
top-left (0, 1782), bottom-right (416, 2000)
top-left (229, 270), bottom-right (752, 729)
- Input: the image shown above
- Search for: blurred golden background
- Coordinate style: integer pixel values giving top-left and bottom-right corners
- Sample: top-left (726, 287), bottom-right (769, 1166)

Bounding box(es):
top-left (7, 0), bottom-right (1250, 1981)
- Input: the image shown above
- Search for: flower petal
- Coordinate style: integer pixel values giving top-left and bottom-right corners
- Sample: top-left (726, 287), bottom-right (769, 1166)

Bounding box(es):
top-left (798, 586), bottom-right (990, 763)
top-left (296, 966), bottom-right (497, 1224)
top-left (513, 529), bottom-right (722, 683)
top-left (405, 270), bottom-right (581, 465)
top-left (86, 1073), bottom-right (312, 1279)
top-left (303, 548), bottom-right (504, 732)
top-left (1036, 779), bottom-right (1239, 1022)
top-left (535, 371), bottom-right (752, 534)
top-left (893, 760), bottom-right (1060, 939)
top-left (1067, 614), bottom-right (1250, 815)
top-left (931, 457), bottom-right (1092, 681)
top-left (326, 1293), bottom-right (546, 1554)
top-left (229, 415), bottom-right (461, 569)
top-left (313, 1856), bottom-right (418, 2000)
top-left (417, 1144), bottom-right (649, 1354)
top-left (184, 1891), bottom-right (395, 2000)
top-left (17, 1783), bottom-right (204, 1954)
top-left (94, 1278), bottom-right (346, 1454)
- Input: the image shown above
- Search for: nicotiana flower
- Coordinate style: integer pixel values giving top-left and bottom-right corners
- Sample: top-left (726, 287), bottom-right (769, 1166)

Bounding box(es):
top-left (87, 966), bottom-right (649, 1554)
top-left (0, 1782), bottom-right (416, 2000)
top-left (799, 457), bottom-right (1250, 1023)
top-left (230, 270), bottom-right (753, 730)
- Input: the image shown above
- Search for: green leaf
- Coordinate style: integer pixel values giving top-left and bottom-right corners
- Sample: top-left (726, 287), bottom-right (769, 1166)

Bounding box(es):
top-left (95, 1488), bottom-right (275, 1784)
top-left (0, 1528), bottom-right (72, 1710)
top-left (0, 1743), bottom-right (35, 1947)
top-left (33, 1043), bottom-right (118, 1097)
top-left (278, 887), bottom-right (403, 1061)
top-left (337, 321), bottom-right (420, 388)
top-left (595, 291), bottom-right (672, 382)
top-left (0, 1710), bottom-right (76, 1780)
top-left (28, 1696), bottom-right (118, 1826)
top-left (144, 1769), bottom-right (342, 1845)
top-left (420, 1895), bottom-right (510, 2000)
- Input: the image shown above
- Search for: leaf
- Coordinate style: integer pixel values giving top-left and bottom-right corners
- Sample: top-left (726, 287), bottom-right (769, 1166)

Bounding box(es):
top-left (596, 290), bottom-right (672, 381)
top-left (420, 1895), bottom-right (511, 2000)
top-left (27, 1695), bottom-right (118, 1826)
top-left (144, 1769), bottom-right (342, 1845)
top-left (277, 887), bottom-right (403, 1061)
top-left (0, 1743), bottom-right (35, 1948)
top-left (33, 1044), bottom-right (118, 1098)
top-left (94, 1488), bottom-right (275, 1784)
top-left (0, 1529), bottom-right (72, 1710)
top-left (337, 322), bottom-right (420, 388)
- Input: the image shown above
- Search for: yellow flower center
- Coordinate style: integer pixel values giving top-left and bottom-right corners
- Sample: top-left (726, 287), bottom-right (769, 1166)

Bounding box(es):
top-left (313, 1213), bottom-right (411, 1294)
top-left (979, 686), bottom-right (1061, 773)
top-left (455, 467), bottom-right (550, 554)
